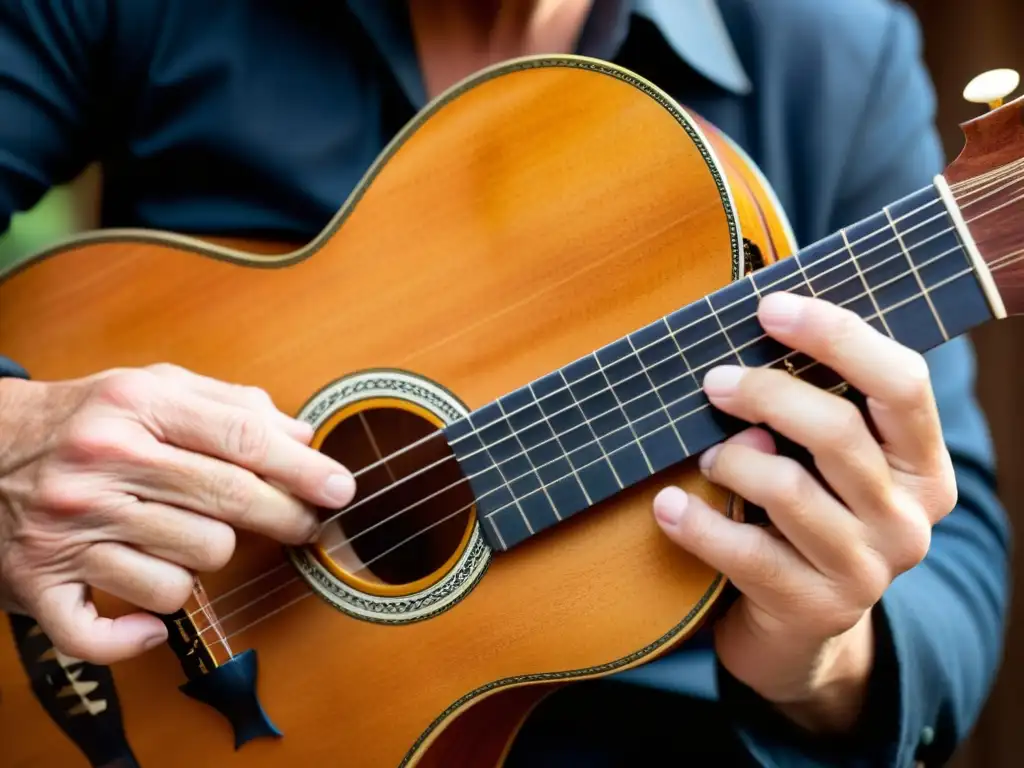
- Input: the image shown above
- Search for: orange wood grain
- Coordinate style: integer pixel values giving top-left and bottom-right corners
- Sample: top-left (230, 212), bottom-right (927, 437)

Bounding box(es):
top-left (0, 57), bottom-right (796, 767)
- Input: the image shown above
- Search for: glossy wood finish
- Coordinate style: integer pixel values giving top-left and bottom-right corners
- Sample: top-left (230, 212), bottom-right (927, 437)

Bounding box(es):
top-left (944, 96), bottom-right (1024, 315)
top-left (0, 57), bottom-right (794, 767)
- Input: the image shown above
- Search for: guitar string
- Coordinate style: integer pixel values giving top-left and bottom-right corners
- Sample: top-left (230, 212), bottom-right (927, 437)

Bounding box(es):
top-left (188, 166), bottom-right (1024, 619)
top-left (339, 166), bottom-right (1024, 486)
top-left (317, 242), bottom-right (968, 532)
top-left (187, 229), bottom-right (965, 624)
top-left (198, 245), bottom-right (1024, 649)
top-left (191, 239), bottom-right (1022, 637)
top-left (337, 165), bottom-right (1024, 487)
top-left (315, 173), bottom-right (1020, 533)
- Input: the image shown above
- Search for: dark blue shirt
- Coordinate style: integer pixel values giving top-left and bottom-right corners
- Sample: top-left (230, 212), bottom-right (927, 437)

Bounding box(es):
top-left (0, 1), bottom-right (1010, 766)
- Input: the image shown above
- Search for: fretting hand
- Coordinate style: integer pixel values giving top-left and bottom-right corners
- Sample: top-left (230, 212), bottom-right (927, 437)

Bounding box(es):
top-left (652, 291), bottom-right (956, 733)
top-left (0, 364), bottom-right (356, 665)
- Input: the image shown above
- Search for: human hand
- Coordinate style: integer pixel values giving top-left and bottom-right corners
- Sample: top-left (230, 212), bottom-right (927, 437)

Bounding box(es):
top-left (652, 292), bottom-right (956, 733)
top-left (0, 364), bottom-right (355, 665)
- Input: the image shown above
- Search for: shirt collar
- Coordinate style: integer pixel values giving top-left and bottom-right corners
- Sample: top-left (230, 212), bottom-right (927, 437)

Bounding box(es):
top-left (632, 0), bottom-right (751, 95)
top-left (346, 0), bottom-right (751, 111)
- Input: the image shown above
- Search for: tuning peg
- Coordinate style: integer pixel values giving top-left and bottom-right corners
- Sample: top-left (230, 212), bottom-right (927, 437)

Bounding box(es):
top-left (963, 68), bottom-right (1020, 110)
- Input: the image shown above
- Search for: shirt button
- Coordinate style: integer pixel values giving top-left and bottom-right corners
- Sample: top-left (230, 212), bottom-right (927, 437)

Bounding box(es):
top-left (920, 726), bottom-right (935, 746)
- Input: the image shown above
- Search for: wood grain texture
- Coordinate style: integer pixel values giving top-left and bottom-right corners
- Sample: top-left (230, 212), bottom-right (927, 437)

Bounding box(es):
top-left (0, 57), bottom-right (794, 767)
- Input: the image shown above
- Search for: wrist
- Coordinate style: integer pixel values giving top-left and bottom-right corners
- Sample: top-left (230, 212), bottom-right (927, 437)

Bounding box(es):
top-left (771, 612), bottom-right (875, 734)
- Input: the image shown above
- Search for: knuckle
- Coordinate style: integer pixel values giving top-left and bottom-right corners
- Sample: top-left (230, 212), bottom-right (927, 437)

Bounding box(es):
top-left (240, 385), bottom-right (274, 409)
top-left (195, 524), bottom-right (236, 571)
top-left (146, 362), bottom-right (184, 378)
top-left (92, 370), bottom-right (156, 410)
top-left (892, 352), bottom-right (932, 406)
top-left (58, 416), bottom-right (134, 465)
top-left (845, 548), bottom-right (892, 604)
top-left (831, 401), bottom-right (866, 445)
top-left (151, 570), bottom-right (194, 614)
top-left (819, 306), bottom-right (860, 354)
top-left (50, 627), bottom-right (98, 664)
top-left (33, 466), bottom-right (87, 513)
top-left (929, 465), bottom-right (959, 518)
top-left (768, 460), bottom-right (811, 507)
top-left (890, 513), bottom-right (933, 572)
top-left (744, 538), bottom-right (786, 586)
top-left (222, 414), bottom-right (270, 463)
top-left (209, 468), bottom-right (256, 522)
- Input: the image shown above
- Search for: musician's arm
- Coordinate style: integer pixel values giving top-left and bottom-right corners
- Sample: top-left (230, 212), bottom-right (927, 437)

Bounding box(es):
top-left (718, 5), bottom-right (1010, 766)
top-left (0, 0), bottom-right (113, 596)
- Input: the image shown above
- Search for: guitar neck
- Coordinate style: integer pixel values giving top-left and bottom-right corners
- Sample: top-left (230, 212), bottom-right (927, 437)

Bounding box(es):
top-left (445, 177), bottom-right (997, 552)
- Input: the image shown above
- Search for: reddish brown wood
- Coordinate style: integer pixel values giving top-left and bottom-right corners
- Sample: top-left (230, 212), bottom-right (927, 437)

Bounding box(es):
top-left (944, 96), bottom-right (1024, 314)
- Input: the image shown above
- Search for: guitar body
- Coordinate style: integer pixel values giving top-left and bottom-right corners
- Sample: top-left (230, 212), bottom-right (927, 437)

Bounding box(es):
top-left (0, 57), bottom-right (795, 767)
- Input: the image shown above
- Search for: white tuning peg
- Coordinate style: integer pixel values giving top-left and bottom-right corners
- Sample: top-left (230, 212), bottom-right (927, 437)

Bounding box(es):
top-left (963, 68), bottom-right (1020, 110)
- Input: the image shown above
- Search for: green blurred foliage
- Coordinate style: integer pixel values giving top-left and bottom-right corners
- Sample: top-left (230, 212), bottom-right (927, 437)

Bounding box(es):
top-left (0, 186), bottom-right (85, 271)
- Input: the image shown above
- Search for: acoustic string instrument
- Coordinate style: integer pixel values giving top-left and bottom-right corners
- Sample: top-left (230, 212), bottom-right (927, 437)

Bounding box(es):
top-left (1, 57), bottom-right (1023, 767)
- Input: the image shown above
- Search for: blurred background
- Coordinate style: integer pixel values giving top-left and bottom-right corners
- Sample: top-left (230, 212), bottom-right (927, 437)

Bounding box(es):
top-left (0, 1), bottom-right (1021, 764)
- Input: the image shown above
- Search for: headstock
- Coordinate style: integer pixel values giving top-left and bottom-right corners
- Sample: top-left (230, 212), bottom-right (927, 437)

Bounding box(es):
top-left (943, 69), bottom-right (1024, 316)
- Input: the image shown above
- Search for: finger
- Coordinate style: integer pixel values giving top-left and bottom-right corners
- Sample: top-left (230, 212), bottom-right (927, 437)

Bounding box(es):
top-left (699, 425), bottom-right (777, 459)
top-left (697, 441), bottom-right (865, 578)
top-left (147, 364), bottom-right (312, 442)
top-left (122, 443), bottom-right (320, 545)
top-left (32, 582), bottom-right (168, 665)
top-left (653, 486), bottom-right (809, 603)
top-left (702, 365), bottom-right (893, 516)
top-left (81, 541), bottom-right (194, 615)
top-left (143, 387), bottom-right (355, 509)
top-left (108, 500), bottom-right (237, 572)
top-left (756, 292), bottom-right (943, 469)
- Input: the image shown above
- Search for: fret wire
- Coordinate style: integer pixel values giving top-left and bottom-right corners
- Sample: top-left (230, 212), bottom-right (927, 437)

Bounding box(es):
top-left (704, 295), bottom-right (746, 366)
top-left (663, 316), bottom-right (705, 393)
top-left (626, 334), bottom-right (690, 455)
top-left (527, 381), bottom-right (593, 505)
top-left (559, 369), bottom-right (624, 489)
top-left (840, 227), bottom-right (894, 338)
top-left (883, 205), bottom-right (949, 341)
top-left (792, 252), bottom-right (818, 296)
top-left (485, 256), bottom-right (984, 523)
top-left (495, 398), bottom-right (562, 521)
top-left (590, 352), bottom-right (655, 474)
top-left (747, 273), bottom-right (763, 298)
top-left (472, 412), bottom-right (534, 537)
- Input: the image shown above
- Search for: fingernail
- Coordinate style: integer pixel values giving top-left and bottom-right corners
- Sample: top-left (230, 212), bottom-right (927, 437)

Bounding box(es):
top-left (143, 633), bottom-right (166, 651)
top-left (654, 487), bottom-right (688, 526)
top-left (306, 522), bottom-right (323, 544)
top-left (323, 473), bottom-right (356, 507)
top-left (703, 366), bottom-right (744, 398)
top-left (759, 291), bottom-right (803, 331)
top-left (699, 445), bottom-right (720, 476)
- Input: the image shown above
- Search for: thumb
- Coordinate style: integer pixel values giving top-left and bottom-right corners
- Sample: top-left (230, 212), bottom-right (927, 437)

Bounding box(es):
top-left (32, 583), bottom-right (167, 665)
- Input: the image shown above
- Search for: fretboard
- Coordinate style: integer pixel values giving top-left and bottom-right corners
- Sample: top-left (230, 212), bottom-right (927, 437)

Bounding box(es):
top-left (445, 182), bottom-right (994, 552)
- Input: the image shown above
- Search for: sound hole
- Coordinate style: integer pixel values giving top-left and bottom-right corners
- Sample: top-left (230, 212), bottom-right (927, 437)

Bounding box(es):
top-left (312, 403), bottom-right (476, 595)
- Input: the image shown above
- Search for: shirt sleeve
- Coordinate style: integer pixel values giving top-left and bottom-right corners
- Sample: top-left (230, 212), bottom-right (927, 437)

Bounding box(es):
top-left (0, 0), bottom-right (109, 377)
top-left (0, 0), bottom-right (108, 230)
top-left (720, 4), bottom-right (1011, 766)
